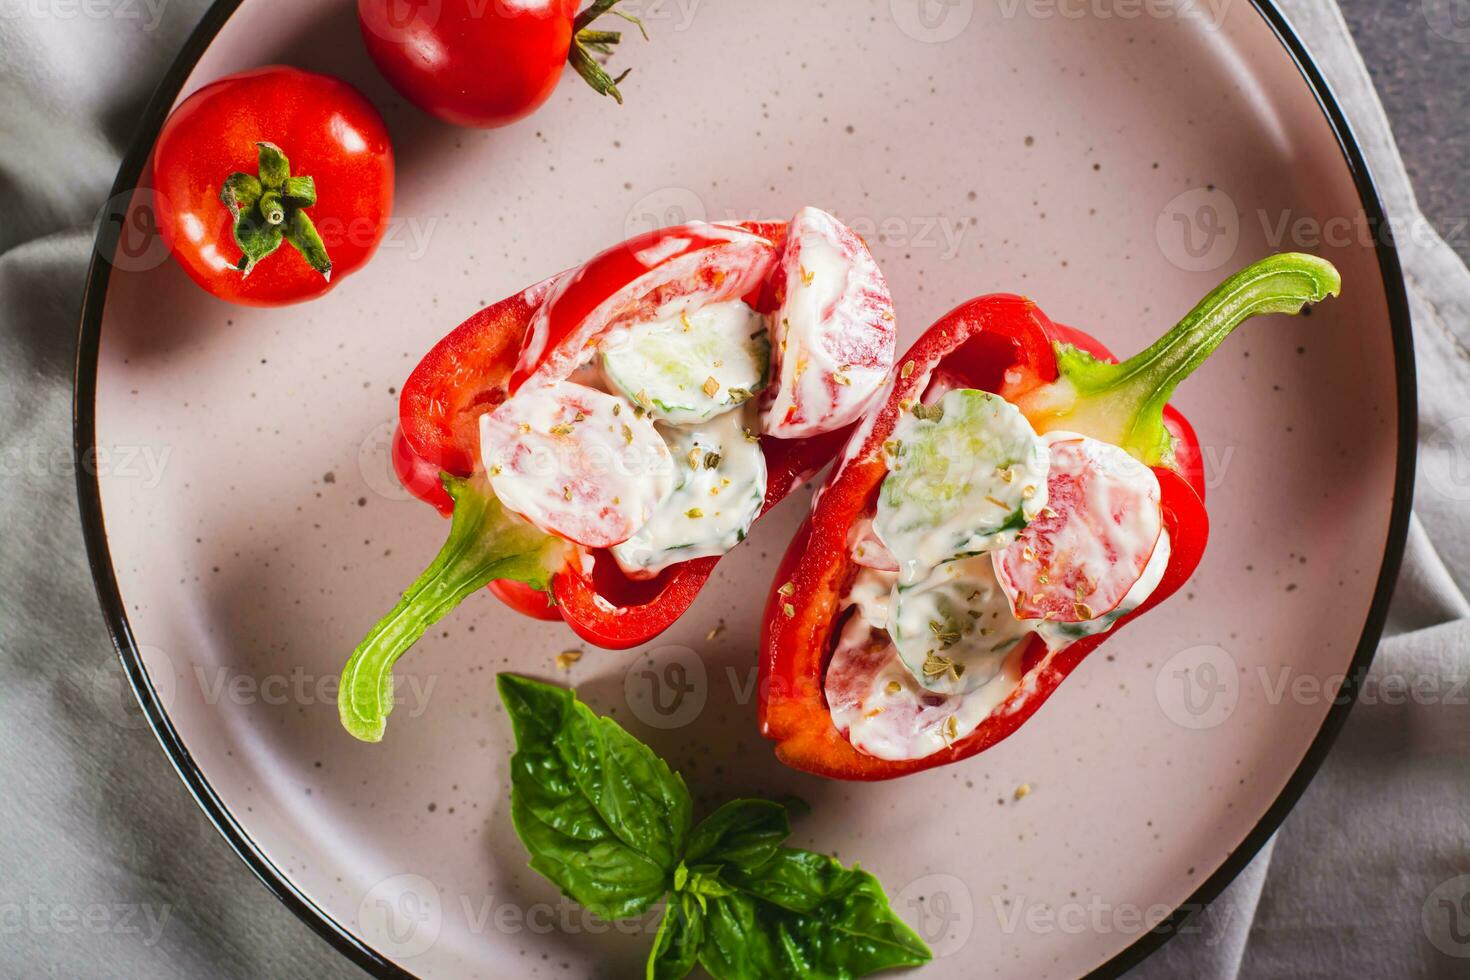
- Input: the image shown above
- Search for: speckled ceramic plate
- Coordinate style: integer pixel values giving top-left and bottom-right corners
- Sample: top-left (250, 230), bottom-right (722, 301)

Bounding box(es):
top-left (77, 1), bottom-right (1414, 976)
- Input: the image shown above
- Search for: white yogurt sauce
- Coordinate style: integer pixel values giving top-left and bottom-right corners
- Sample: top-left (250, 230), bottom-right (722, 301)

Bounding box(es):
top-left (610, 405), bottom-right (767, 577)
top-left (889, 555), bottom-right (1036, 696)
top-left (825, 612), bottom-right (1027, 762)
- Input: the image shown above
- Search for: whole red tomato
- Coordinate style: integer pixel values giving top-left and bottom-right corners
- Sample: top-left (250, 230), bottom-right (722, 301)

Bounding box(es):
top-left (358, 0), bottom-right (644, 129)
top-left (152, 66), bottom-right (395, 307)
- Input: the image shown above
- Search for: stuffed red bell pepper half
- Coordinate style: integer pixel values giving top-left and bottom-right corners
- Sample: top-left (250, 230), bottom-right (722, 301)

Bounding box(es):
top-left (340, 208), bottom-right (896, 741)
top-left (758, 254), bottom-right (1341, 780)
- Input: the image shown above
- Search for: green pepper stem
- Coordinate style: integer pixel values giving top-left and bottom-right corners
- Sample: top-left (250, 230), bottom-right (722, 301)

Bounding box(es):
top-left (338, 473), bottom-right (567, 742)
top-left (1022, 253), bottom-right (1341, 466)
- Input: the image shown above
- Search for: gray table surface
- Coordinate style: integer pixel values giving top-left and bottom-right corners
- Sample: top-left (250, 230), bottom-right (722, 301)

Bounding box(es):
top-left (0, 2), bottom-right (1465, 979)
top-left (1341, 0), bottom-right (1469, 267)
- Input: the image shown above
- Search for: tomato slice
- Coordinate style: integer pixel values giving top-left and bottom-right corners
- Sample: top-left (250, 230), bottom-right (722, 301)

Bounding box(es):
top-left (481, 380), bottom-right (675, 548)
top-left (763, 207), bottom-right (896, 439)
top-left (995, 434), bottom-right (1162, 623)
top-left (510, 223), bottom-right (779, 391)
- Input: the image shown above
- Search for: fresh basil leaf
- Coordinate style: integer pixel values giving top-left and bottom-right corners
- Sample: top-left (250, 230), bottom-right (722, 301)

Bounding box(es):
top-left (498, 678), bottom-right (926, 976)
top-left (698, 848), bottom-right (932, 979)
top-left (684, 868), bottom-right (736, 900)
top-left (499, 675), bottom-right (693, 920)
top-left (510, 807), bottom-right (670, 922)
top-left (685, 799), bottom-right (791, 871)
top-left (647, 891), bottom-right (703, 980)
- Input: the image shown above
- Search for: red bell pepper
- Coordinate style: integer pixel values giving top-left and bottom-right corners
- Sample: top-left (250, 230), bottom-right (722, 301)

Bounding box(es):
top-left (758, 254), bottom-right (1340, 780)
top-left (341, 219), bottom-right (865, 742)
top-left (387, 220), bottom-right (843, 645)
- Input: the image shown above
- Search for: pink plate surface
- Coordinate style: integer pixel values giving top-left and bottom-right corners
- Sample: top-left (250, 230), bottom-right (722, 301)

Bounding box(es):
top-left (87, 0), bottom-right (1406, 976)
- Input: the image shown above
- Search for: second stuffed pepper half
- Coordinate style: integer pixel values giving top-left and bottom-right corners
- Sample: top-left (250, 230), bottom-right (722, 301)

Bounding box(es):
top-left (758, 254), bottom-right (1342, 780)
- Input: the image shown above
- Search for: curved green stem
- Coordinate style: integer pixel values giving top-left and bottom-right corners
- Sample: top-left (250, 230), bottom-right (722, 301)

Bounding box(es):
top-left (338, 473), bottom-right (567, 742)
top-left (1021, 253), bottom-right (1341, 466)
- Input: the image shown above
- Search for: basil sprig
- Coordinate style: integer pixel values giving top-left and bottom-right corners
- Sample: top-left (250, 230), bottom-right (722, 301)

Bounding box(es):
top-left (498, 676), bottom-right (933, 979)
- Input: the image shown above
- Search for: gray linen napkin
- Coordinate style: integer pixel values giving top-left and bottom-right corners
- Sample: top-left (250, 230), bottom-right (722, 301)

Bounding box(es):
top-left (1, 1), bottom-right (1465, 977)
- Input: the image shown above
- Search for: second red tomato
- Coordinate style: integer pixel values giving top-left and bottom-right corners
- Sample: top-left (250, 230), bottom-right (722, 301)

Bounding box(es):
top-left (357, 0), bottom-right (642, 128)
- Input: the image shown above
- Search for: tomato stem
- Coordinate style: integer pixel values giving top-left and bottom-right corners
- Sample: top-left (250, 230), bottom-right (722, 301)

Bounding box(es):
top-left (568, 0), bottom-right (647, 104)
top-left (219, 141), bottom-right (332, 279)
top-left (258, 189), bottom-right (284, 225)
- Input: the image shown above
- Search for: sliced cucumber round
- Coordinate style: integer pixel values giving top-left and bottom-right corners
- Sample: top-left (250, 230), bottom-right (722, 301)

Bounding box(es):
top-left (890, 555), bottom-right (1034, 696)
top-left (602, 300), bottom-right (770, 425)
top-left (875, 388), bottom-right (1050, 582)
top-left (610, 405), bottom-right (767, 577)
